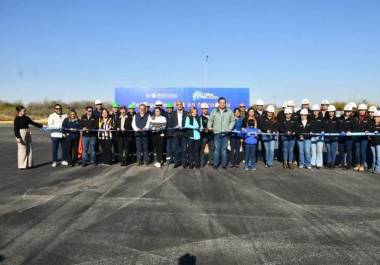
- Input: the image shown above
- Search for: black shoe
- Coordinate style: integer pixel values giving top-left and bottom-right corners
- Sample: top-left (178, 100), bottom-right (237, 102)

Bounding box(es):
top-left (183, 164), bottom-right (188, 169)
top-left (222, 165), bottom-right (228, 169)
top-left (174, 163), bottom-right (181, 168)
top-left (81, 162), bottom-right (87, 167)
top-left (213, 165), bottom-right (218, 170)
top-left (189, 164), bottom-right (194, 169)
top-left (229, 164), bottom-right (235, 168)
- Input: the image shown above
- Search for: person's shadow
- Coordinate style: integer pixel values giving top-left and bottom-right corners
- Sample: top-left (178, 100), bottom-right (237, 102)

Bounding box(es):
top-left (178, 253), bottom-right (196, 265)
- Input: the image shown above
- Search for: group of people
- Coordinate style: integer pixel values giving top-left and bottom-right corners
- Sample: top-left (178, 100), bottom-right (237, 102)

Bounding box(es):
top-left (14, 97), bottom-right (380, 174)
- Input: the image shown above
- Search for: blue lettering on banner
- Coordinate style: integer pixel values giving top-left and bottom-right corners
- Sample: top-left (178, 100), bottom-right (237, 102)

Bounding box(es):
top-left (115, 87), bottom-right (250, 108)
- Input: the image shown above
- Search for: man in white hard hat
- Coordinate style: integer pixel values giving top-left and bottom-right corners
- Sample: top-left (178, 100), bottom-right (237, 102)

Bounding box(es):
top-left (321, 99), bottom-right (330, 118)
top-left (94, 99), bottom-right (103, 119)
top-left (200, 103), bottom-right (214, 167)
top-left (295, 99), bottom-right (311, 118)
top-left (369, 106), bottom-right (378, 118)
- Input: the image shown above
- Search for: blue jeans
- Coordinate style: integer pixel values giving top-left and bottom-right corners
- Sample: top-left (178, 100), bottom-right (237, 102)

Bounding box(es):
top-left (213, 134), bottom-right (229, 167)
top-left (355, 138), bottom-right (368, 165)
top-left (262, 135), bottom-right (276, 166)
top-left (174, 133), bottom-right (188, 165)
top-left (135, 135), bottom-right (149, 162)
top-left (371, 145), bottom-right (380, 172)
top-left (51, 137), bottom-right (67, 162)
top-left (325, 139), bottom-right (338, 165)
top-left (298, 139), bottom-right (311, 167)
top-left (339, 138), bottom-right (354, 166)
top-left (282, 138), bottom-right (295, 163)
top-left (166, 136), bottom-right (175, 161)
top-left (82, 136), bottom-right (96, 164)
top-left (311, 136), bottom-right (324, 167)
top-left (244, 144), bottom-right (257, 168)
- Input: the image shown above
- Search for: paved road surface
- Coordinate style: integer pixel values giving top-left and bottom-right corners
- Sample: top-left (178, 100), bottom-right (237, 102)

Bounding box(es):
top-left (0, 125), bottom-right (380, 265)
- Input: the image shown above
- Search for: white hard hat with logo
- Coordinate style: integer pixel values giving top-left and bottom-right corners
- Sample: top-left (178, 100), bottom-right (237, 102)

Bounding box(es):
top-left (200, 103), bottom-right (209, 109)
top-left (358, 104), bottom-right (368, 110)
top-left (349, 102), bottom-right (357, 109)
top-left (256, 99), bottom-right (264, 106)
top-left (302, 98), bottom-right (310, 105)
top-left (284, 107), bottom-right (293, 114)
top-left (374, 110), bottom-right (380, 117)
top-left (321, 99), bottom-right (329, 105)
top-left (266, 105), bottom-right (275, 113)
top-left (369, 106), bottom-right (377, 112)
top-left (287, 100), bottom-right (295, 107)
top-left (155, 100), bottom-right (163, 106)
top-left (300, 109), bottom-right (309, 115)
top-left (327, 105), bottom-right (336, 112)
top-left (311, 104), bottom-right (320, 111)
top-left (344, 105), bottom-right (353, 111)
top-left (282, 101), bottom-right (288, 108)
top-left (95, 99), bottom-right (102, 105)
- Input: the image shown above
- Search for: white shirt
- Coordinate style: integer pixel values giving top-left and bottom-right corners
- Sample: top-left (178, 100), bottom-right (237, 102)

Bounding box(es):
top-left (48, 112), bottom-right (67, 138)
top-left (177, 110), bottom-right (183, 128)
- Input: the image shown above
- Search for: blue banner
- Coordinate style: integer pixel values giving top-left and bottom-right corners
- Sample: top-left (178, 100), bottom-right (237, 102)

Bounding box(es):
top-left (115, 87), bottom-right (250, 109)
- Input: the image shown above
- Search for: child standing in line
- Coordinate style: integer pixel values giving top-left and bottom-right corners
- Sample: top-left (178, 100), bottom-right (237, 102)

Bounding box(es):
top-left (243, 119), bottom-right (259, 171)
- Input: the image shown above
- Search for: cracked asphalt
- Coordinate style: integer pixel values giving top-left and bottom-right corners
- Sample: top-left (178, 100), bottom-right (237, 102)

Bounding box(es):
top-left (1, 125), bottom-right (380, 265)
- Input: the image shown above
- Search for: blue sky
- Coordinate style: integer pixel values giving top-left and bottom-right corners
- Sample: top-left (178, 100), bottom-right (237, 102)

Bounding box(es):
top-left (1, 0), bottom-right (379, 106)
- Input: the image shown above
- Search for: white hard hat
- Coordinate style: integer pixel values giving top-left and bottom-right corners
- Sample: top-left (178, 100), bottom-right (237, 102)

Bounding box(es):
top-left (214, 102), bottom-right (219, 108)
top-left (344, 104), bottom-right (353, 111)
top-left (287, 100), bottom-right (295, 107)
top-left (300, 109), bottom-right (309, 116)
top-left (256, 99), bottom-right (264, 106)
top-left (282, 101), bottom-right (288, 108)
top-left (358, 104), bottom-right (368, 110)
top-left (374, 110), bottom-right (380, 117)
top-left (302, 98), bottom-right (310, 105)
top-left (200, 103), bottom-right (209, 109)
top-left (266, 105), bottom-right (275, 113)
top-left (94, 99), bottom-right (102, 105)
top-left (321, 99), bottom-right (329, 105)
top-left (349, 102), bottom-right (357, 109)
top-left (327, 105), bottom-right (336, 112)
top-left (369, 106), bottom-right (377, 112)
top-left (284, 107), bottom-right (293, 114)
top-left (311, 104), bottom-right (320, 111)
top-left (155, 100), bottom-right (163, 106)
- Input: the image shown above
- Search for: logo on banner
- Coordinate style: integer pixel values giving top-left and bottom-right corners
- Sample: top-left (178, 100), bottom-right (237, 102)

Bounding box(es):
top-left (146, 92), bottom-right (178, 99)
top-left (192, 90), bottom-right (219, 101)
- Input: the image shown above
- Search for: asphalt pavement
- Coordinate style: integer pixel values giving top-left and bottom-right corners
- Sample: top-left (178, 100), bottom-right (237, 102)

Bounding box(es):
top-left (1, 125), bottom-right (380, 265)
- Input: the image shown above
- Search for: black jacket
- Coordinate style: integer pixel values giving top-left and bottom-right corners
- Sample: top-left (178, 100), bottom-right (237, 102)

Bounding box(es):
top-left (370, 123), bottom-right (380, 146)
top-left (354, 116), bottom-right (372, 132)
top-left (80, 115), bottom-right (98, 137)
top-left (310, 115), bottom-right (325, 133)
top-left (324, 117), bottom-right (340, 133)
top-left (339, 116), bottom-right (357, 132)
top-left (114, 115), bottom-right (134, 139)
top-left (260, 117), bottom-right (278, 133)
top-left (296, 120), bottom-right (312, 140)
top-left (278, 118), bottom-right (297, 139)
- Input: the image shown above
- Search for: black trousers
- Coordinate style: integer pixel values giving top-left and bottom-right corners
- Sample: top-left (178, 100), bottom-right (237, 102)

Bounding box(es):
top-left (118, 136), bottom-right (133, 164)
top-left (174, 132), bottom-right (188, 166)
top-left (188, 139), bottom-right (201, 166)
top-left (99, 139), bottom-right (113, 165)
top-left (66, 137), bottom-right (79, 165)
top-left (152, 133), bottom-right (165, 163)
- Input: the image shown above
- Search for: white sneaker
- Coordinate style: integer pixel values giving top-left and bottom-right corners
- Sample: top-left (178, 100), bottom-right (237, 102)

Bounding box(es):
top-left (52, 162), bottom-right (57, 167)
top-left (154, 162), bottom-right (161, 168)
top-left (61, 161), bottom-right (69, 166)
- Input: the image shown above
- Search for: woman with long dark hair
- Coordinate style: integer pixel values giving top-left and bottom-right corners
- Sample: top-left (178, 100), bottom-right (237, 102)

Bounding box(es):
top-left (98, 108), bottom-right (114, 165)
top-left (13, 106), bottom-right (44, 169)
top-left (62, 109), bottom-right (81, 167)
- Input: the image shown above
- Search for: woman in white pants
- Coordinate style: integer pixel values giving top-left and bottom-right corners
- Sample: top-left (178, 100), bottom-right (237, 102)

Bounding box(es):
top-left (310, 104), bottom-right (325, 169)
top-left (13, 106), bottom-right (44, 169)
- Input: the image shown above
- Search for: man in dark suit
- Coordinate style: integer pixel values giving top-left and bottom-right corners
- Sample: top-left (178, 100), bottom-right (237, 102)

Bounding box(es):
top-left (170, 101), bottom-right (188, 168)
